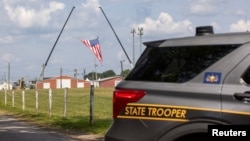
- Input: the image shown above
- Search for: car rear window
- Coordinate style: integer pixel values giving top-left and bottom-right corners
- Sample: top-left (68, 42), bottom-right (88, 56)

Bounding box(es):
top-left (126, 45), bottom-right (239, 83)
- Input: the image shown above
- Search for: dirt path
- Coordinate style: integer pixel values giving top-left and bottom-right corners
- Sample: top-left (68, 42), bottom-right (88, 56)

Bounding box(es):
top-left (0, 111), bottom-right (104, 141)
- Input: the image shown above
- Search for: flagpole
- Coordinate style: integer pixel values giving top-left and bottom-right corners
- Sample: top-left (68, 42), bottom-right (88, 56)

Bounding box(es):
top-left (99, 6), bottom-right (133, 68)
top-left (94, 57), bottom-right (97, 87)
top-left (94, 37), bottom-right (99, 83)
top-left (81, 38), bottom-right (102, 87)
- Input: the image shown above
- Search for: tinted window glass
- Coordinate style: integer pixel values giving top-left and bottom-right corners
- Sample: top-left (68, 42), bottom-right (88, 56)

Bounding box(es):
top-left (126, 45), bottom-right (239, 83)
top-left (242, 67), bottom-right (250, 84)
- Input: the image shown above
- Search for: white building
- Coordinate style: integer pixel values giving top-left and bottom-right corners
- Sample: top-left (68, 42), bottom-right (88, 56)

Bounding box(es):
top-left (0, 82), bottom-right (13, 90)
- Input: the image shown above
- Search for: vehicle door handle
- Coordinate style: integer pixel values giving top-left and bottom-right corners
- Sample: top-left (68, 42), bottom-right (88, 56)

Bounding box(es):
top-left (234, 92), bottom-right (250, 103)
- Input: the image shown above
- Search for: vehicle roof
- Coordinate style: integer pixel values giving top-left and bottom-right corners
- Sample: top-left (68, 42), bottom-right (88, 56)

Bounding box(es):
top-left (143, 32), bottom-right (250, 47)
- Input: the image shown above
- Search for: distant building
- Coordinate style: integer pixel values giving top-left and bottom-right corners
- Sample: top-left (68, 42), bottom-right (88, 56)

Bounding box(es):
top-left (36, 75), bottom-right (123, 89)
top-left (0, 82), bottom-right (13, 90)
top-left (98, 76), bottom-right (123, 87)
top-left (36, 75), bottom-right (91, 89)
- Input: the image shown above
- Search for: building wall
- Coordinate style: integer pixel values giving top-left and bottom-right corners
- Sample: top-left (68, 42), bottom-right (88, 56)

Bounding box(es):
top-left (56, 79), bottom-right (71, 88)
top-left (99, 77), bottom-right (122, 87)
top-left (36, 75), bottom-right (90, 89)
top-left (50, 79), bottom-right (57, 88)
top-left (36, 76), bottom-right (122, 89)
top-left (0, 82), bottom-right (13, 90)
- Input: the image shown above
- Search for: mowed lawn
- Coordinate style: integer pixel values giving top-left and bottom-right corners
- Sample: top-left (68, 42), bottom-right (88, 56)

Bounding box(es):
top-left (0, 87), bottom-right (114, 135)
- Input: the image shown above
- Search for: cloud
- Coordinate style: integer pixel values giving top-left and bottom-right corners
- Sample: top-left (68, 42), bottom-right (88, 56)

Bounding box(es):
top-left (134, 12), bottom-right (193, 36)
top-left (4, 1), bottom-right (65, 28)
top-left (229, 20), bottom-right (250, 32)
top-left (82, 0), bottom-right (100, 13)
top-left (210, 22), bottom-right (221, 32)
top-left (188, 0), bottom-right (222, 16)
top-left (236, 9), bottom-right (245, 17)
top-left (70, 0), bottom-right (100, 29)
top-left (0, 36), bottom-right (13, 44)
top-left (1, 53), bottom-right (20, 62)
top-left (117, 50), bottom-right (126, 61)
top-left (25, 64), bottom-right (37, 71)
top-left (50, 55), bottom-right (63, 64)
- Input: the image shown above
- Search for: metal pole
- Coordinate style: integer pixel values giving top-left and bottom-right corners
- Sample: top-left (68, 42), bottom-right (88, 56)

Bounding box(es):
top-left (83, 68), bottom-right (86, 80)
top-left (39, 6), bottom-right (75, 81)
top-left (138, 27), bottom-right (143, 54)
top-left (120, 60), bottom-right (124, 75)
top-left (131, 28), bottom-right (136, 65)
top-left (99, 6), bottom-right (133, 68)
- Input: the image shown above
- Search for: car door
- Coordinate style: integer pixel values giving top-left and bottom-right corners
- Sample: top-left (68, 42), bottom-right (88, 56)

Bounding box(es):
top-left (221, 54), bottom-right (250, 124)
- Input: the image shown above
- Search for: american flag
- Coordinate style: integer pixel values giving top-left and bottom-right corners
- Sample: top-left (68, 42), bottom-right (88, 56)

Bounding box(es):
top-left (81, 38), bottom-right (103, 64)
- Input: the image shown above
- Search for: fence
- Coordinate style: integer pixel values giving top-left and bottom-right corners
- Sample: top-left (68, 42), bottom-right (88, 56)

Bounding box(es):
top-left (0, 87), bottom-right (113, 121)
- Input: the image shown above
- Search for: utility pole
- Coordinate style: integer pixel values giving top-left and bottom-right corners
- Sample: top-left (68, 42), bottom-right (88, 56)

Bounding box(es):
top-left (120, 60), bottom-right (125, 75)
top-left (138, 27), bottom-right (143, 54)
top-left (83, 68), bottom-right (86, 80)
top-left (131, 28), bottom-right (136, 65)
top-left (74, 69), bottom-right (78, 88)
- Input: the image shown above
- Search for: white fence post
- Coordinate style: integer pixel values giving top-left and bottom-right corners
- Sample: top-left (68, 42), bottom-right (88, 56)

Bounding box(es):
top-left (4, 90), bottom-right (7, 106)
top-left (49, 88), bottom-right (52, 117)
top-left (12, 90), bottom-right (14, 107)
top-left (22, 90), bottom-right (25, 110)
top-left (64, 88), bottom-right (68, 117)
top-left (36, 90), bottom-right (39, 114)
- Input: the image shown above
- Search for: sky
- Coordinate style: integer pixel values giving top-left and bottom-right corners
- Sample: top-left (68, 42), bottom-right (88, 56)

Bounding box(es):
top-left (1, 0), bottom-right (250, 82)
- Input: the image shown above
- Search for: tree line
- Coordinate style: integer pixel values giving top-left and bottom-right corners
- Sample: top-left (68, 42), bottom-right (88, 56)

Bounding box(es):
top-left (84, 69), bottom-right (130, 80)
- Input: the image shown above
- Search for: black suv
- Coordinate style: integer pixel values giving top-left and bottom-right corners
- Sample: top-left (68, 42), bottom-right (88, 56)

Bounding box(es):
top-left (105, 26), bottom-right (250, 141)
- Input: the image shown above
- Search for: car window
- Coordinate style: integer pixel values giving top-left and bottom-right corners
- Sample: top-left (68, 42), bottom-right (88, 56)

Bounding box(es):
top-left (241, 67), bottom-right (250, 84)
top-left (126, 45), bottom-right (239, 83)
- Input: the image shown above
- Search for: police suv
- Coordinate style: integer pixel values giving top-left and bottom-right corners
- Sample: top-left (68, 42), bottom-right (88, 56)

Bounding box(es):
top-left (105, 26), bottom-right (250, 141)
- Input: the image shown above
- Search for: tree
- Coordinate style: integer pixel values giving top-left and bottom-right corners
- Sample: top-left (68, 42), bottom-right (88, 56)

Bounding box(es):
top-left (121, 69), bottom-right (130, 78)
top-left (84, 70), bottom-right (116, 80)
top-left (84, 71), bottom-right (101, 80)
top-left (101, 70), bottom-right (116, 78)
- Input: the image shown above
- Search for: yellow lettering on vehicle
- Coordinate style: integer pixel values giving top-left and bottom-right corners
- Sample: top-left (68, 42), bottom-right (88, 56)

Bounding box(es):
top-left (124, 106), bottom-right (186, 119)
top-left (125, 106), bottom-right (146, 116)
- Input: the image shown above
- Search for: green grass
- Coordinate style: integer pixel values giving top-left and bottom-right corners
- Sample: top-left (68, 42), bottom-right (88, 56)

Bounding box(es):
top-left (0, 87), bottom-right (114, 135)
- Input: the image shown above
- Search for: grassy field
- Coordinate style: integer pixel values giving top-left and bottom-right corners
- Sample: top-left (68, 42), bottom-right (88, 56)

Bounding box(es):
top-left (0, 87), bottom-right (114, 135)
